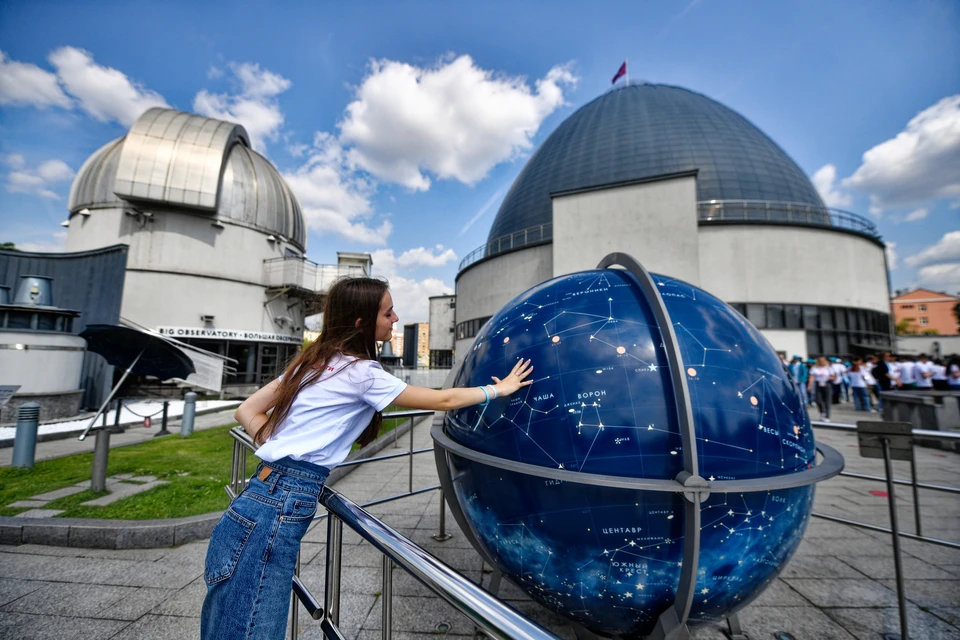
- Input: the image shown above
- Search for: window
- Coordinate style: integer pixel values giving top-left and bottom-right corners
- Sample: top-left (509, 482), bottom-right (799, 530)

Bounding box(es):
top-left (746, 304), bottom-right (766, 328)
top-left (900, 304), bottom-right (914, 309)
top-left (766, 304), bottom-right (784, 329)
top-left (919, 304), bottom-right (926, 312)
top-left (920, 317), bottom-right (928, 325)
top-left (784, 305), bottom-right (802, 329)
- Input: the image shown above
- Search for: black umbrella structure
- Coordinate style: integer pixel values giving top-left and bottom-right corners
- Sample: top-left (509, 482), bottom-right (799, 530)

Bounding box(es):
top-left (77, 324), bottom-right (196, 440)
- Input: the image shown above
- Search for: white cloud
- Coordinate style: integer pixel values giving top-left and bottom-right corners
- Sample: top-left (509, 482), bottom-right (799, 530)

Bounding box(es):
top-left (207, 66), bottom-right (224, 80)
top-left (371, 248), bottom-right (454, 323)
top-left (194, 62), bottom-right (290, 150)
top-left (904, 208), bottom-right (928, 222)
top-left (5, 157), bottom-right (75, 200)
top-left (3, 153), bottom-right (26, 169)
top-left (339, 55), bottom-right (577, 190)
top-left (396, 245), bottom-right (458, 269)
top-left (14, 231), bottom-right (67, 253)
top-left (0, 50), bottom-right (71, 109)
top-left (904, 230), bottom-right (960, 269)
top-left (282, 133), bottom-right (391, 245)
top-left (885, 241), bottom-right (898, 271)
top-left (48, 47), bottom-right (168, 126)
top-left (810, 164), bottom-right (852, 208)
top-left (914, 263), bottom-right (960, 294)
top-left (843, 94), bottom-right (960, 214)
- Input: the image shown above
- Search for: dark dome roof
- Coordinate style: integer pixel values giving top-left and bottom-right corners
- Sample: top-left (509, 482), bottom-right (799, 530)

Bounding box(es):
top-left (488, 83), bottom-right (825, 242)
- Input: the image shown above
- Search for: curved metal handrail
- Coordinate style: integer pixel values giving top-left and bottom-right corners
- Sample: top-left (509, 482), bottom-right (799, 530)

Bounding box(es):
top-left (457, 223), bottom-right (553, 272)
top-left (697, 200), bottom-right (881, 239)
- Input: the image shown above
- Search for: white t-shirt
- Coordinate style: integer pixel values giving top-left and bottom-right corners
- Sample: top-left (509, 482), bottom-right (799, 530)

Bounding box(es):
top-left (829, 362), bottom-right (846, 384)
top-left (899, 361), bottom-right (917, 384)
top-left (257, 355), bottom-right (407, 469)
top-left (863, 364), bottom-right (877, 386)
top-left (810, 366), bottom-right (833, 387)
top-left (914, 361), bottom-right (935, 388)
top-left (932, 364), bottom-right (947, 381)
top-left (847, 369), bottom-right (867, 388)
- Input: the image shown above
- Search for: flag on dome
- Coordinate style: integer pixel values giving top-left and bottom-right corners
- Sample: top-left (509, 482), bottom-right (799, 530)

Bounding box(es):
top-left (612, 61), bottom-right (627, 84)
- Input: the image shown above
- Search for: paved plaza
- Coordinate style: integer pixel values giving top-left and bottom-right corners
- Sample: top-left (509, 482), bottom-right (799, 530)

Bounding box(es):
top-left (1, 405), bottom-right (958, 639)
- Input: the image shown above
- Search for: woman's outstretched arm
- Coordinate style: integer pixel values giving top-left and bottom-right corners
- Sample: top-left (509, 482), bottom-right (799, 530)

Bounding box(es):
top-left (393, 358), bottom-right (534, 412)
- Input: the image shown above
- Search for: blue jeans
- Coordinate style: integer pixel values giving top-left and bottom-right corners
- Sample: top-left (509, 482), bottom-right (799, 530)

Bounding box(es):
top-left (201, 456), bottom-right (330, 640)
top-left (852, 386), bottom-right (871, 411)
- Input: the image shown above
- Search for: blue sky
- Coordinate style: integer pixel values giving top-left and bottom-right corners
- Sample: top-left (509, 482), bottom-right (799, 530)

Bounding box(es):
top-left (1, 0), bottom-right (958, 321)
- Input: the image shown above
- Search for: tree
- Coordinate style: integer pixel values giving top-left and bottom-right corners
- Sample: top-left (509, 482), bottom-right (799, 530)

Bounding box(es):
top-left (895, 318), bottom-right (917, 335)
top-left (921, 329), bottom-right (940, 335)
top-left (0, 242), bottom-right (18, 251)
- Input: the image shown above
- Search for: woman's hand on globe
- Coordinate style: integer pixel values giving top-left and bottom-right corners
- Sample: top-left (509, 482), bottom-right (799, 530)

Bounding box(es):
top-left (491, 359), bottom-right (534, 397)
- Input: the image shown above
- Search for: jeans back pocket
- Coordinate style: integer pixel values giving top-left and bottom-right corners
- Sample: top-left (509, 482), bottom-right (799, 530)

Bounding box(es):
top-left (204, 507), bottom-right (257, 585)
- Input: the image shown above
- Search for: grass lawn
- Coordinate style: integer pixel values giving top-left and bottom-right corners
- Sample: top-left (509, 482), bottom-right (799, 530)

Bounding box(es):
top-left (0, 407), bottom-right (425, 520)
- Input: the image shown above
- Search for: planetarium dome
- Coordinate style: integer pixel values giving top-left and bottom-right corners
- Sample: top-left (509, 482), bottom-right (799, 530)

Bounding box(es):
top-left (68, 108), bottom-right (305, 250)
top-left (487, 83), bottom-right (826, 242)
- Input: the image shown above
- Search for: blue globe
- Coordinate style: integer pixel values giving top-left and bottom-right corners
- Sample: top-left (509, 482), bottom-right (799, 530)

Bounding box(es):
top-left (441, 268), bottom-right (816, 637)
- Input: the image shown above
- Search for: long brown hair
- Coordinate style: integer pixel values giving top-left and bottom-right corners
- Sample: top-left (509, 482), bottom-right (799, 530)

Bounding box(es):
top-left (255, 277), bottom-right (390, 446)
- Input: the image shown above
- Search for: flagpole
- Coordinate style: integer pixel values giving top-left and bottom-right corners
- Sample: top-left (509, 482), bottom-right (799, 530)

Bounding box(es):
top-left (626, 58), bottom-right (629, 86)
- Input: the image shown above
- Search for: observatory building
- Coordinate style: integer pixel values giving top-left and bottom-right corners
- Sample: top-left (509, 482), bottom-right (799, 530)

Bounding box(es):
top-left (453, 83), bottom-right (892, 360)
top-left (61, 107), bottom-right (368, 391)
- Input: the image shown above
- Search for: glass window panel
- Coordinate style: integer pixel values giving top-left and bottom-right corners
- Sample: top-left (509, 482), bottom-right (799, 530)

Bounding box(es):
top-left (837, 333), bottom-right (849, 356)
top-left (856, 310), bottom-right (866, 331)
top-left (766, 304), bottom-right (784, 329)
top-left (785, 305), bottom-right (802, 329)
top-left (821, 307), bottom-right (835, 329)
top-left (803, 306), bottom-right (819, 329)
top-left (847, 309), bottom-right (858, 331)
top-left (836, 309), bottom-right (847, 330)
top-left (7, 311), bottom-right (31, 329)
top-left (37, 314), bottom-right (57, 331)
top-left (731, 303), bottom-right (747, 317)
top-left (746, 304), bottom-right (766, 328)
top-left (806, 331), bottom-right (821, 357)
top-left (821, 331), bottom-right (836, 355)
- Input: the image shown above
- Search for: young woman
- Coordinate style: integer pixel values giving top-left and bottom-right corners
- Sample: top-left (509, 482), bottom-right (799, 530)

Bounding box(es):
top-left (808, 356), bottom-right (835, 421)
top-left (200, 278), bottom-right (533, 639)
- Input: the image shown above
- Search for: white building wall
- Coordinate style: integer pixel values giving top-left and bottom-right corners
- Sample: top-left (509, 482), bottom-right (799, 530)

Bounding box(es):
top-left (551, 175), bottom-right (700, 284)
top-left (454, 244), bottom-right (553, 356)
top-left (760, 330), bottom-right (808, 360)
top-left (428, 295), bottom-right (456, 351)
top-left (0, 332), bottom-right (85, 393)
top-left (697, 226), bottom-right (889, 313)
top-left (66, 207), bottom-right (303, 339)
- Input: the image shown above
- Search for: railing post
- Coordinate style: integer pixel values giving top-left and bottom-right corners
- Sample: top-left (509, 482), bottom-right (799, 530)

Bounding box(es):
top-left (432, 487), bottom-right (453, 542)
top-left (290, 551), bottom-right (301, 640)
top-left (382, 555), bottom-right (393, 640)
top-left (910, 446), bottom-right (922, 536)
top-left (882, 438), bottom-right (910, 640)
top-left (408, 416), bottom-right (415, 494)
top-left (325, 515), bottom-right (343, 628)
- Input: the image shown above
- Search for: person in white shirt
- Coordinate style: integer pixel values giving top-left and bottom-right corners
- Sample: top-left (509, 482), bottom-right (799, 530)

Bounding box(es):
top-left (898, 356), bottom-right (917, 389)
top-left (864, 356), bottom-right (881, 412)
top-left (932, 358), bottom-right (948, 391)
top-left (808, 356), bottom-right (835, 421)
top-left (848, 357), bottom-right (871, 411)
top-left (201, 277), bottom-right (534, 639)
top-left (829, 358), bottom-right (846, 404)
top-left (914, 354), bottom-right (935, 389)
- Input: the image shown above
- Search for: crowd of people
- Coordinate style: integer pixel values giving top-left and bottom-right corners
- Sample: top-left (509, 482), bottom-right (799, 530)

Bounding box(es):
top-left (781, 351), bottom-right (960, 422)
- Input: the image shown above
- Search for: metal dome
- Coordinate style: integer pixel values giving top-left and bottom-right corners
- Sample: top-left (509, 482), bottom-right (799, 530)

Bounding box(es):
top-left (488, 83), bottom-right (825, 242)
top-left (67, 107), bottom-right (305, 250)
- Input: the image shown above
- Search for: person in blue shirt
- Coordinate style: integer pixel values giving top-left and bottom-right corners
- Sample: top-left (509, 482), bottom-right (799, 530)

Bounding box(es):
top-left (788, 355), bottom-right (809, 407)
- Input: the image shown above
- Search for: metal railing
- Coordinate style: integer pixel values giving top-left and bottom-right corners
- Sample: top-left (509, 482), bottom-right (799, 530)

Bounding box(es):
top-left (697, 200), bottom-right (881, 239)
top-left (809, 419), bottom-right (960, 640)
top-left (457, 223), bottom-right (552, 272)
top-left (226, 410), bottom-right (557, 640)
top-left (262, 257), bottom-right (367, 292)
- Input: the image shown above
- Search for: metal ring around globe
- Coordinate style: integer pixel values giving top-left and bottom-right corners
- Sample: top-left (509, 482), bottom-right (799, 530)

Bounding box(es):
top-left (433, 423), bottom-right (844, 494)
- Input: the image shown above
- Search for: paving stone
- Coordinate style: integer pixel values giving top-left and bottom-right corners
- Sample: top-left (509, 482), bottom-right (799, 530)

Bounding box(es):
top-left (8, 499), bottom-right (49, 508)
top-left (932, 607), bottom-right (960, 628)
top-left (108, 613), bottom-right (200, 639)
top-left (0, 581), bottom-right (134, 617)
top-left (0, 611), bottom-right (130, 640)
top-left (878, 578), bottom-right (960, 610)
top-left (823, 603), bottom-right (960, 639)
top-left (15, 508), bottom-right (64, 518)
top-left (100, 586), bottom-right (178, 621)
top-left (81, 480), bottom-right (168, 506)
top-left (783, 577), bottom-right (899, 607)
top-left (838, 552), bottom-right (957, 580)
top-left (747, 578), bottom-right (812, 607)
top-left (149, 577), bottom-right (206, 617)
top-left (342, 566), bottom-right (384, 595)
top-left (129, 475), bottom-right (157, 483)
top-left (0, 579), bottom-right (42, 607)
top-left (30, 485), bottom-right (87, 501)
top-left (735, 604), bottom-right (857, 639)
top-left (361, 594), bottom-right (475, 635)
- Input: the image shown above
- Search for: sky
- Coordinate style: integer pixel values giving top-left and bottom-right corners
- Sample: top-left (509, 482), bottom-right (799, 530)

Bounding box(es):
top-left (1, 0), bottom-right (958, 323)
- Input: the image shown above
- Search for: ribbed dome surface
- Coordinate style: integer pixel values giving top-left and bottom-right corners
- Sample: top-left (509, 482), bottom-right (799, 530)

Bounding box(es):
top-left (68, 108), bottom-right (305, 250)
top-left (488, 83), bottom-right (825, 242)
